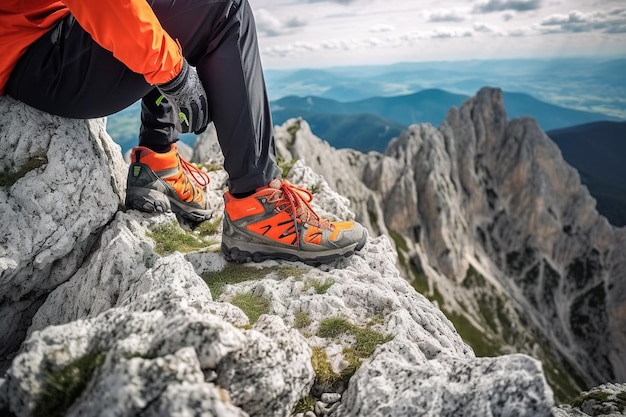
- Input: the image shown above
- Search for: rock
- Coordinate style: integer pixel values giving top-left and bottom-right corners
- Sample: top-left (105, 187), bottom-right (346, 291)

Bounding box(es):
top-left (217, 315), bottom-right (314, 417)
top-left (321, 393), bottom-right (341, 404)
top-left (6, 89), bottom-right (611, 417)
top-left (0, 96), bottom-right (126, 370)
top-left (273, 88), bottom-right (626, 393)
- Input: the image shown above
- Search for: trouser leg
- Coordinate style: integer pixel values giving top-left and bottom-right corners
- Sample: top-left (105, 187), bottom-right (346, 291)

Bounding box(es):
top-left (5, 15), bottom-right (177, 149)
top-left (6, 0), bottom-right (279, 193)
top-left (151, 0), bottom-right (279, 193)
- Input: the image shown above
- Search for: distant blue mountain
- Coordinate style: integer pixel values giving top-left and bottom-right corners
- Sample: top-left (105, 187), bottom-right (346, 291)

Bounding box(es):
top-left (272, 89), bottom-right (621, 138)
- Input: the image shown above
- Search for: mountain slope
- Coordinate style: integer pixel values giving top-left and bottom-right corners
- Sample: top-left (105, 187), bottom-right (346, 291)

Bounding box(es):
top-left (275, 88), bottom-right (626, 402)
top-left (272, 89), bottom-right (620, 140)
top-left (272, 109), bottom-right (405, 152)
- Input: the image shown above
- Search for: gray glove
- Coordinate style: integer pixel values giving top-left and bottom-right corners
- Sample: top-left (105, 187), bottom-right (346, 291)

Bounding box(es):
top-left (157, 59), bottom-right (209, 134)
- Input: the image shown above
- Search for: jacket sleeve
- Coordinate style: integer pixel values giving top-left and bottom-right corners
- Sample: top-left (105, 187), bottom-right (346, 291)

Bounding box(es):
top-left (62, 0), bottom-right (183, 85)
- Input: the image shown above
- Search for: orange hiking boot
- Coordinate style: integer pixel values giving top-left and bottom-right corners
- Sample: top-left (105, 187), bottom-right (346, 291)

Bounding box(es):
top-left (125, 145), bottom-right (211, 222)
top-left (222, 179), bottom-right (367, 264)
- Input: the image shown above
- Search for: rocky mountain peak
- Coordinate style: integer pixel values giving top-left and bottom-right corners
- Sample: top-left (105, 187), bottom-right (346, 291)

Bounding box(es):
top-left (1, 88), bottom-right (624, 417)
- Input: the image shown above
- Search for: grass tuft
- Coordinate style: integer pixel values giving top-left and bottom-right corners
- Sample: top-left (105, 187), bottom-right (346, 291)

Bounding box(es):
top-left (0, 155), bottom-right (48, 187)
top-left (34, 352), bottom-right (104, 417)
top-left (292, 395), bottom-right (316, 414)
top-left (148, 221), bottom-right (211, 255)
top-left (315, 316), bottom-right (392, 387)
top-left (229, 293), bottom-right (270, 324)
top-left (294, 311), bottom-right (312, 329)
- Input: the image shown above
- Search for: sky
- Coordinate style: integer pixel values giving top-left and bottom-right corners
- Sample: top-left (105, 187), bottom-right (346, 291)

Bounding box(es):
top-left (248, 0), bottom-right (626, 68)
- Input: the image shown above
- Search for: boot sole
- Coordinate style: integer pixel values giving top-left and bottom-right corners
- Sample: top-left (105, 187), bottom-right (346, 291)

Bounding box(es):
top-left (222, 229), bottom-right (368, 265)
top-left (126, 187), bottom-right (212, 222)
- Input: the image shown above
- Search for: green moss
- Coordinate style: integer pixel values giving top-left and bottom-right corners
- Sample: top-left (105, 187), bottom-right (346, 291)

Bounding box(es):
top-left (308, 279), bottom-right (334, 294)
top-left (193, 216), bottom-right (222, 237)
top-left (308, 182), bottom-right (321, 194)
top-left (318, 317), bottom-right (353, 338)
top-left (318, 317), bottom-right (392, 357)
top-left (292, 395), bottom-right (316, 414)
top-left (314, 318), bottom-right (391, 389)
top-left (276, 155), bottom-right (296, 178)
top-left (572, 390), bottom-right (611, 408)
top-left (195, 162), bottom-right (222, 172)
top-left (311, 346), bottom-right (341, 388)
top-left (34, 352), bottom-right (105, 417)
top-left (294, 311), bottom-right (312, 329)
top-left (229, 293), bottom-right (270, 324)
top-left (0, 155), bottom-right (48, 187)
top-left (203, 264), bottom-right (303, 299)
top-left (148, 221), bottom-right (211, 255)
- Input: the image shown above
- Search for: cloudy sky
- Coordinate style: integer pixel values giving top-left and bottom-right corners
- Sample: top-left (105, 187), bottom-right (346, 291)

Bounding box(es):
top-left (249, 0), bottom-right (626, 68)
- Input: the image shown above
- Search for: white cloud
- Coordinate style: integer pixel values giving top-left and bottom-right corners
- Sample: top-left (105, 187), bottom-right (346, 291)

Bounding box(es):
top-left (370, 24), bottom-right (396, 33)
top-left (540, 8), bottom-right (626, 33)
top-left (423, 8), bottom-right (467, 23)
top-left (473, 0), bottom-right (543, 13)
top-left (255, 8), bottom-right (307, 37)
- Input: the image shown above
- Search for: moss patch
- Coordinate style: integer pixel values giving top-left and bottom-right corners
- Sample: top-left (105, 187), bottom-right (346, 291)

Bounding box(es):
top-left (311, 346), bottom-right (342, 390)
top-left (316, 316), bottom-right (392, 385)
top-left (203, 264), bottom-right (304, 299)
top-left (276, 155), bottom-right (296, 178)
top-left (292, 395), bottom-right (316, 414)
top-left (306, 278), bottom-right (334, 294)
top-left (229, 292), bottom-right (270, 324)
top-left (0, 155), bottom-right (48, 187)
top-left (34, 352), bottom-right (105, 417)
top-left (193, 216), bottom-right (222, 237)
top-left (294, 311), bottom-right (312, 329)
top-left (148, 221), bottom-right (213, 255)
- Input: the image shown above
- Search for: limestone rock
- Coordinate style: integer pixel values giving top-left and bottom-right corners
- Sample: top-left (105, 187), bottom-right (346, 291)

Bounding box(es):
top-left (272, 88), bottom-right (626, 392)
top-left (0, 96), bottom-right (126, 369)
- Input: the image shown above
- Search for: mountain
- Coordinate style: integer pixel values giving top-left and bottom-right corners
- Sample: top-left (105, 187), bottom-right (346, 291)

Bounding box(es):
top-left (272, 109), bottom-right (405, 152)
top-left (548, 121), bottom-right (626, 227)
top-left (2, 94), bottom-right (559, 417)
top-left (3, 89), bottom-right (625, 417)
top-left (272, 89), bottom-right (468, 129)
top-left (272, 89), bottom-right (621, 141)
top-left (264, 58), bottom-right (626, 119)
top-left (274, 88), bottom-right (626, 404)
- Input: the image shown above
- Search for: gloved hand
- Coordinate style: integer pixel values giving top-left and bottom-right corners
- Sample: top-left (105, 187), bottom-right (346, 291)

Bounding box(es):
top-left (157, 59), bottom-right (209, 134)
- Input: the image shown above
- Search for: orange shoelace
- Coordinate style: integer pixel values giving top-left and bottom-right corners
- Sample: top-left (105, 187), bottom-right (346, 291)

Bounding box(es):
top-left (267, 181), bottom-right (333, 235)
top-left (180, 156), bottom-right (210, 187)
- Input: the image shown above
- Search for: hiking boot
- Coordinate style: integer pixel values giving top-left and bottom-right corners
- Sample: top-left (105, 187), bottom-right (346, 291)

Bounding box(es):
top-left (222, 179), bottom-right (367, 264)
top-left (125, 145), bottom-right (212, 222)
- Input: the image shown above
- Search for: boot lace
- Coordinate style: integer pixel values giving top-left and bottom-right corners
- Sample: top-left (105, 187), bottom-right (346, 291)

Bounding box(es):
top-left (267, 180), bottom-right (333, 236)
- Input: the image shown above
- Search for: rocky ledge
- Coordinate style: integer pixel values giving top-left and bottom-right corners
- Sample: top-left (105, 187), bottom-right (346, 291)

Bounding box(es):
top-left (0, 94), bottom-right (621, 417)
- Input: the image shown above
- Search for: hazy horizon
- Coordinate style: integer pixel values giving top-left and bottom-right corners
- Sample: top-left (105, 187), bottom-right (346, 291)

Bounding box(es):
top-left (251, 0), bottom-right (626, 69)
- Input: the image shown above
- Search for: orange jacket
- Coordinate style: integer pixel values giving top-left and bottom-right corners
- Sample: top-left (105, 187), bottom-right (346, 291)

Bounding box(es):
top-left (0, 0), bottom-right (183, 95)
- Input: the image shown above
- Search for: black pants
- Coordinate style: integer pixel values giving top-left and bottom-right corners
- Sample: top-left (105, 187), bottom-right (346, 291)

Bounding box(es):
top-left (5, 0), bottom-right (278, 194)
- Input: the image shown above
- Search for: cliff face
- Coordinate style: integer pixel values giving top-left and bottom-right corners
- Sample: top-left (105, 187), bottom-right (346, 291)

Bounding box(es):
top-left (0, 94), bottom-right (559, 417)
top-left (276, 88), bottom-right (626, 399)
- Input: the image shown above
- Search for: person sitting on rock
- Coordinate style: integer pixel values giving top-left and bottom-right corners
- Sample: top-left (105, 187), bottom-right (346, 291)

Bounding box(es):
top-left (0, 0), bottom-right (367, 264)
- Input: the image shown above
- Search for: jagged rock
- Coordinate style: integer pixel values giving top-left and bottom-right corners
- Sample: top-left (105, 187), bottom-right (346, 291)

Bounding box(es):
top-left (554, 383), bottom-right (626, 417)
top-left (5, 89), bottom-right (618, 417)
top-left (271, 88), bottom-right (626, 395)
top-left (3, 209), bottom-right (315, 417)
top-left (0, 96), bottom-right (126, 370)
